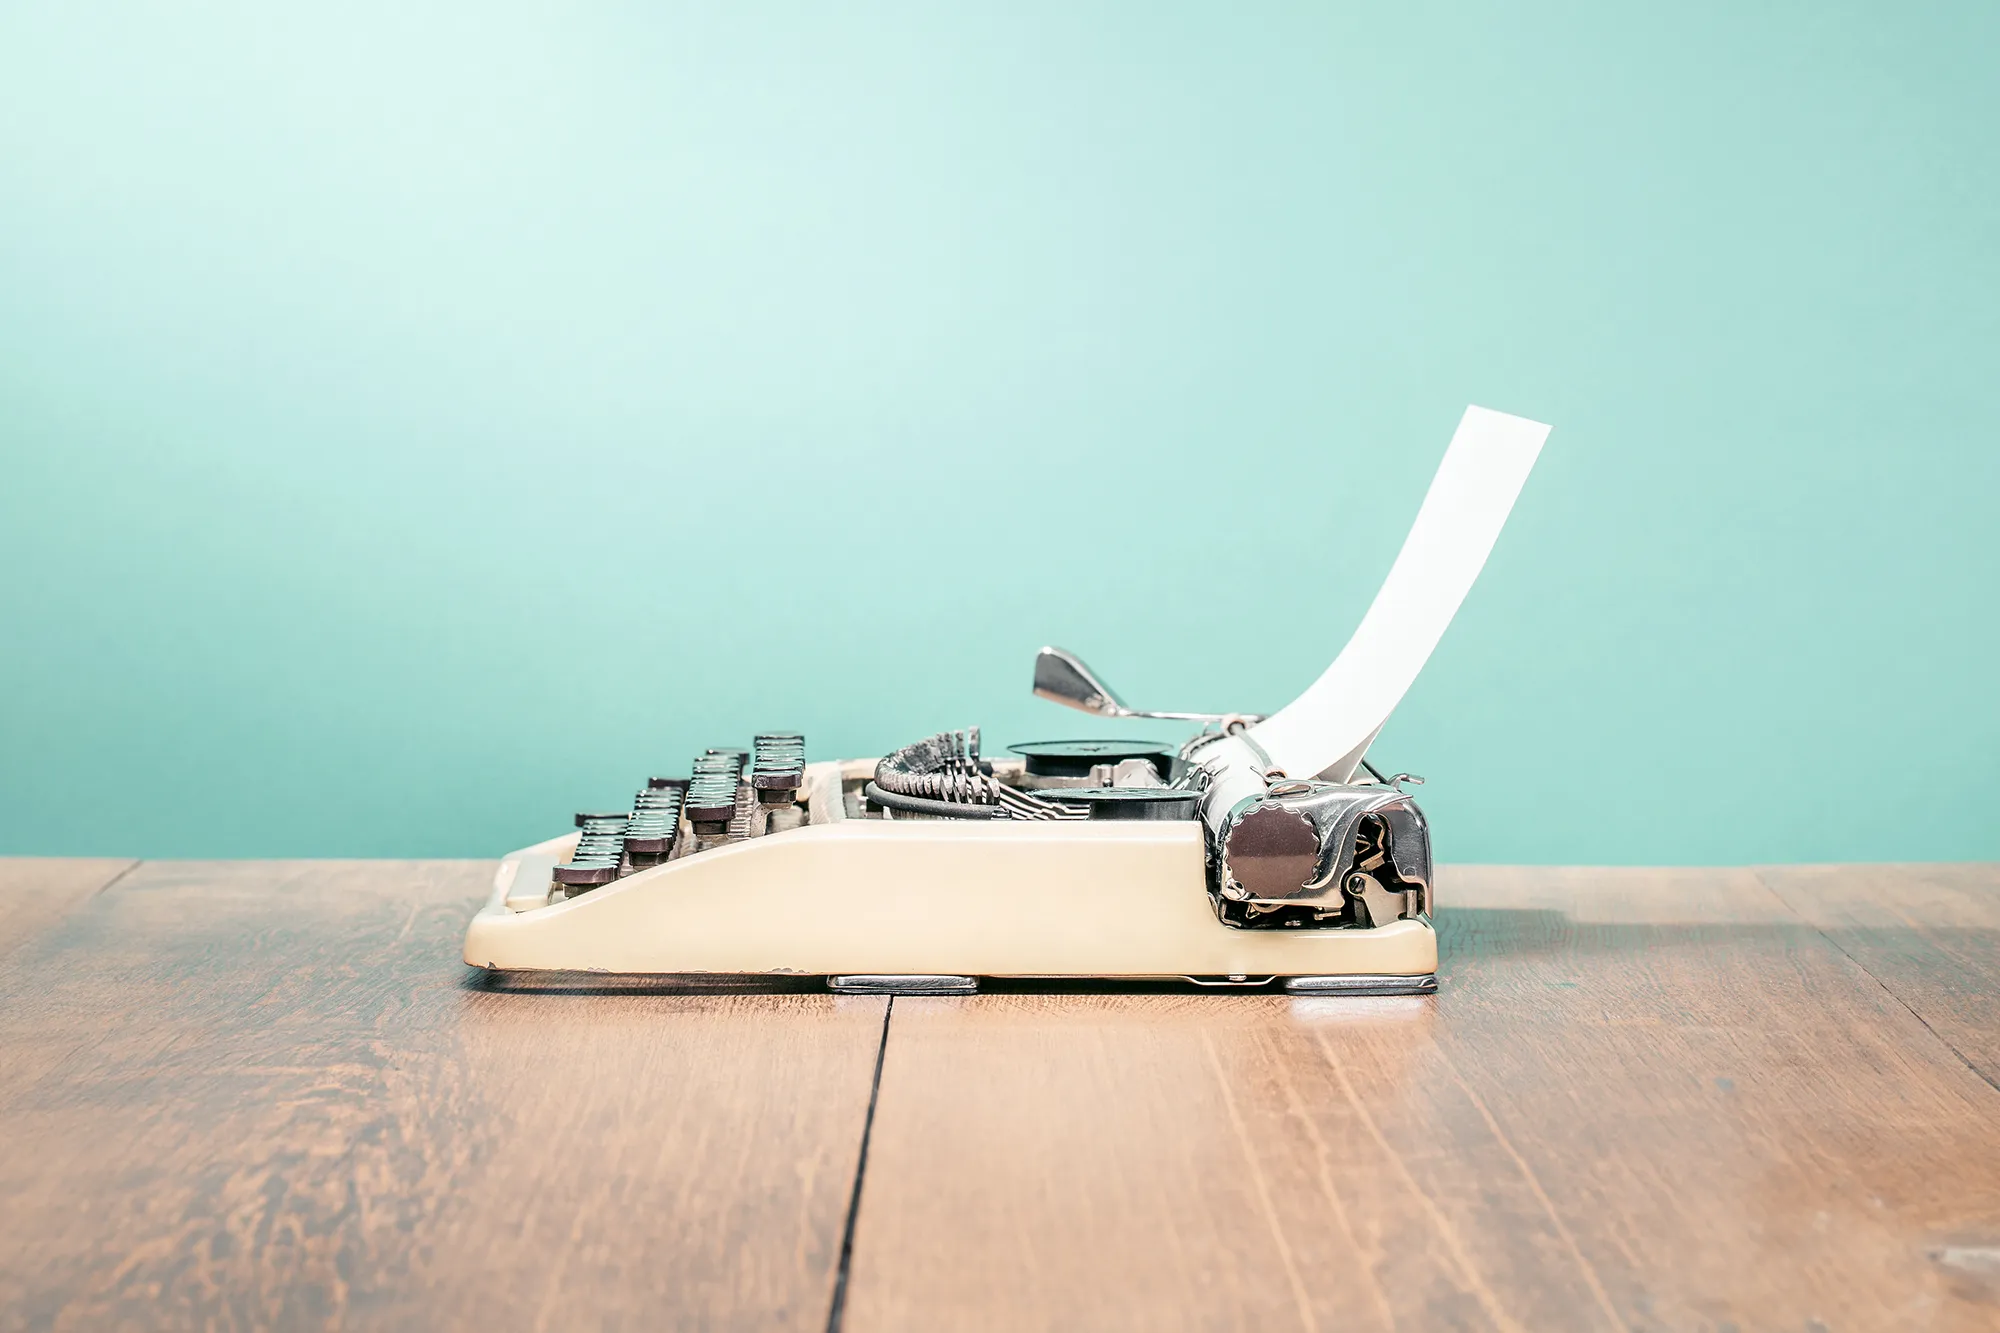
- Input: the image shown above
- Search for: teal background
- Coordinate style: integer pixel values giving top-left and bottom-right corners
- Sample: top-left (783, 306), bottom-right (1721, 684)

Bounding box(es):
top-left (2, 2), bottom-right (1995, 864)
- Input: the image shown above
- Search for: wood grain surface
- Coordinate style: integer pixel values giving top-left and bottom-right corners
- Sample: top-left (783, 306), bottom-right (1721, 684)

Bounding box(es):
top-left (1, 860), bottom-right (1996, 1332)
top-left (0, 858), bottom-right (134, 960)
top-left (842, 866), bottom-right (2000, 1332)
top-left (1757, 863), bottom-right (2000, 1092)
top-left (0, 860), bottom-right (887, 1333)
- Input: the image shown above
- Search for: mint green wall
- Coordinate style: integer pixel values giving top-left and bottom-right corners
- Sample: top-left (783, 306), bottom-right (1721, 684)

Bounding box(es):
top-left (3, 2), bottom-right (1995, 863)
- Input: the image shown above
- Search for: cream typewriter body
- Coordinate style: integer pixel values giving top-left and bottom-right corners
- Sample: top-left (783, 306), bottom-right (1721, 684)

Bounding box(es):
top-left (466, 407), bottom-right (1552, 996)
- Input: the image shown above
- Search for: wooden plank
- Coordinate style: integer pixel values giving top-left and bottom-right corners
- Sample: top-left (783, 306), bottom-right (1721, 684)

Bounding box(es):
top-left (1757, 863), bottom-right (2000, 1090)
top-left (0, 859), bottom-right (888, 1331)
top-left (842, 866), bottom-right (2000, 1332)
top-left (0, 856), bottom-right (134, 960)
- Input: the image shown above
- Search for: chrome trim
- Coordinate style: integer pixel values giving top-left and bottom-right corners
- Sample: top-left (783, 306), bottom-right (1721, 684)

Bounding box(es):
top-left (1284, 973), bottom-right (1438, 996)
top-left (1210, 776), bottom-right (1433, 918)
top-left (829, 974), bottom-right (979, 995)
top-left (1033, 646), bottom-right (1263, 725)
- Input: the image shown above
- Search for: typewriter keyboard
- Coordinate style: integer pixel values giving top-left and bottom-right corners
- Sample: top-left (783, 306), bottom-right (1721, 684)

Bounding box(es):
top-left (549, 731), bottom-right (812, 899)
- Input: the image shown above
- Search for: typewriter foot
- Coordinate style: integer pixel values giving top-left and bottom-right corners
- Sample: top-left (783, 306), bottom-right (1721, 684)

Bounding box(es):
top-left (1284, 973), bottom-right (1438, 996)
top-left (829, 974), bottom-right (979, 996)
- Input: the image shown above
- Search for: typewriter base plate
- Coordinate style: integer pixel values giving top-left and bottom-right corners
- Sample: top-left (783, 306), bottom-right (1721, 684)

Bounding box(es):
top-left (466, 820), bottom-right (1438, 987)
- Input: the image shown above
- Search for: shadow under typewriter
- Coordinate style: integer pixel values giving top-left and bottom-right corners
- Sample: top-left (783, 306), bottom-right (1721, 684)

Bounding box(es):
top-left (466, 971), bottom-right (1412, 997)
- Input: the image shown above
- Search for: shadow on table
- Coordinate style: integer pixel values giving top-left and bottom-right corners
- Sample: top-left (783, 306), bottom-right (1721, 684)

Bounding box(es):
top-left (455, 906), bottom-right (1999, 995)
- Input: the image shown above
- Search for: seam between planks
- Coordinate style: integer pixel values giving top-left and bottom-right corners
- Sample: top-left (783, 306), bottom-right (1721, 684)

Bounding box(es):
top-left (0, 859), bottom-right (142, 969)
top-left (90, 860), bottom-right (143, 898)
top-left (1751, 868), bottom-right (2000, 1098)
top-left (826, 995), bottom-right (893, 1333)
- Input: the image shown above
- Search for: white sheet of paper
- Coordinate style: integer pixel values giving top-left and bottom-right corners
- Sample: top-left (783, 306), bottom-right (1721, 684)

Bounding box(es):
top-left (1247, 405), bottom-right (1551, 781)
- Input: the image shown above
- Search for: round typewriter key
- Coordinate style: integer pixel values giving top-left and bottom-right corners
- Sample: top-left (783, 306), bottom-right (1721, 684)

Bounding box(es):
top-left (1006, 739), bottom-right (1176, 778)
top-left (1046, 787), bottom-right (1200, 820)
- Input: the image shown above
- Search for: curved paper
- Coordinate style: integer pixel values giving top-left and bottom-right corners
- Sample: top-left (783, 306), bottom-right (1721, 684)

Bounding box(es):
top-left (1248, 405), bottom-right (1550, 781)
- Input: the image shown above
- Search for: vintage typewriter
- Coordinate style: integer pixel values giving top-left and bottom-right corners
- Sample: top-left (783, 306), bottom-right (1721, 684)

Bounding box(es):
top-left (466, 406), bottom-right (1550, 995)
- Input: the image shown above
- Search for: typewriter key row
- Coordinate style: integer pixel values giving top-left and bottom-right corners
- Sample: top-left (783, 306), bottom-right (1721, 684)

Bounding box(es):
top-left (687, 750), bottom-right (745, 833)
top-left (547, 735), bottom-right (807, 899)
top-left (623, 780), bottom-right (685, 866)
top-left (752, 732), bottom-right (806, 804)
top-left (553, 812), bottom-right (630, 894)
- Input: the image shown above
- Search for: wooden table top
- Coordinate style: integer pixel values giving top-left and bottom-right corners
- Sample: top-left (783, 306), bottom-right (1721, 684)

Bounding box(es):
top-left (0, 859), bottom-right (1995, 1332)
